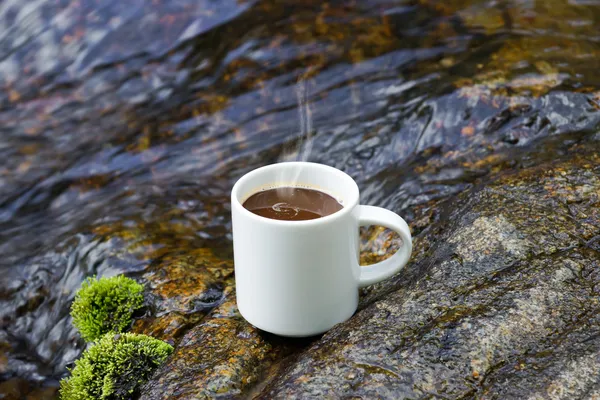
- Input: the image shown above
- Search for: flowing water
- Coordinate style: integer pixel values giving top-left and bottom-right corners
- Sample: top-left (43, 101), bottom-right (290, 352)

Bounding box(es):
top-left (1, 0), bottom-right (600, 397)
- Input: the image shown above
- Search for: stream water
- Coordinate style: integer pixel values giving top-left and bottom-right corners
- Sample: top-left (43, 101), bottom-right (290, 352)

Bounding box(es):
top-left (1, 0), bottom-right (600, 398)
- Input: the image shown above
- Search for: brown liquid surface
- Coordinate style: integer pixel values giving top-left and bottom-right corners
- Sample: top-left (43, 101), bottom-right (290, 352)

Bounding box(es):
top-left (242, 187), bottom-right (343, 221)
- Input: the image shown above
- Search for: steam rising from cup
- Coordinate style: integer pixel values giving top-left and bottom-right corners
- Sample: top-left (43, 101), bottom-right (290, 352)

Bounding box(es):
top-left (276, 71), bottom-right (315, 196)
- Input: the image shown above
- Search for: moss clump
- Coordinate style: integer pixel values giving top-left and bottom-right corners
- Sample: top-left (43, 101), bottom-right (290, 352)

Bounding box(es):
top-left (60, 333), bottom-right (173, 399)
top-left (71, 275), bottom-right (144, 342)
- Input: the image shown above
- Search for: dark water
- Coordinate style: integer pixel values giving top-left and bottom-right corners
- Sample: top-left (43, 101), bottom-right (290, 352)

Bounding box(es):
top-left (1, 0), bottom-right (600, 397)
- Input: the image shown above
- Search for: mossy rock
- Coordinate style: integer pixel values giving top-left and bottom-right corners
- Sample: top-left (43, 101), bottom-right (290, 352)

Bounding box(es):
top-left (71, 275), bottom-right (144, 342)
top-left (60, 333), bottom-right (173, 400)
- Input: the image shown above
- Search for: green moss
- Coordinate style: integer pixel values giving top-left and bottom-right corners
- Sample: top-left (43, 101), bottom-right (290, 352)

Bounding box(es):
top-left (60, 333), bottom-right (173, 400)
top-left (71, 275), bottom-right (144, 342)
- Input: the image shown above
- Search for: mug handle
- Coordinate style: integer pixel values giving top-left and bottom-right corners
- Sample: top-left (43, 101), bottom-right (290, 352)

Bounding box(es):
top-left (357, 205), bottom-right (413, 287)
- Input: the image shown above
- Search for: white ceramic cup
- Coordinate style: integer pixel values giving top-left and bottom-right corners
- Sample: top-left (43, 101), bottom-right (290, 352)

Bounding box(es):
top-left (231, 162), bottom-right (412, 337)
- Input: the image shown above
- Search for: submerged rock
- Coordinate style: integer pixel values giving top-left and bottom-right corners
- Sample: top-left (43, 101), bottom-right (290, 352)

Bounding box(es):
top-left (138, 140), bottom-right (599, 398)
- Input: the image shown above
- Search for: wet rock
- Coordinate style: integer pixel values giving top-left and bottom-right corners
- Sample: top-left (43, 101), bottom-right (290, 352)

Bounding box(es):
top-left (256, 141), bottom-right (600, 398)
top-left (138, 140), bottom-right (599, 399)
top-left (137, 228), bottom-right (409, 399)
top-left (140, 290), bottom-right (307, 399)
top-left (132, 249), bottom-right (234, 342)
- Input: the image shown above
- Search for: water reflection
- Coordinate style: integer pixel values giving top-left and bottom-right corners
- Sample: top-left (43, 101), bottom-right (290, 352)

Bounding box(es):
top-left (1, 0), bottom-right (600, 396)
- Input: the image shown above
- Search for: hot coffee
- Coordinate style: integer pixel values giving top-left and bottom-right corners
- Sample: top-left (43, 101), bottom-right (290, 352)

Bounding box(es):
top-left (242, 187), bottom-right (343, 221)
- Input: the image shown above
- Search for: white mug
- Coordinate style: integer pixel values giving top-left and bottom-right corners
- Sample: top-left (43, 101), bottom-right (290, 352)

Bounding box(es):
top-left (231, 162), bottom-right (412, 337)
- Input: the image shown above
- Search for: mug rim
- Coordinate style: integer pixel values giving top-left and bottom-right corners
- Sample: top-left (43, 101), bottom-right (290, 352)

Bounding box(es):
top-left (231, 161), bottom-right (359, 226)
